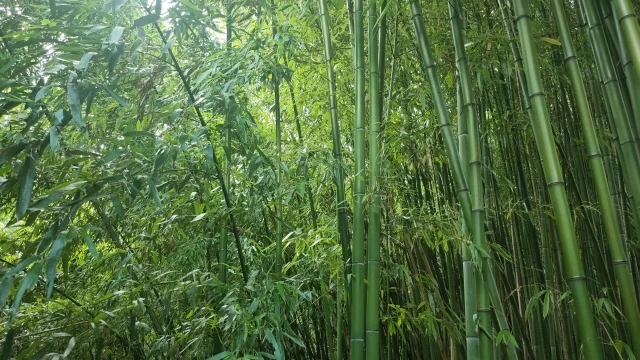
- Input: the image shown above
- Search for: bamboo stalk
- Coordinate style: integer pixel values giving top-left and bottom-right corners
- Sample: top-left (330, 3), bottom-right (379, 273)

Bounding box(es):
top-left (551, 0), bottom-right (640, 352)
top-left (511, 0), bottom-right (602, 357)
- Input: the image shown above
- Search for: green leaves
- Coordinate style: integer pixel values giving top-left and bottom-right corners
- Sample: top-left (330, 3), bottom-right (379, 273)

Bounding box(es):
top-left (540, 37), bottom-right (561, 46)
top-left (264, 329), bottom-right (283, 360)
top-left (134, 14), bottom-right (160, 27)
top-left (0, 277), bottom-right (13, 309)
top-left (148, 177), bottom-right (162, 209)
top-left (102, 149), bottom-right (127, 163)
top-left (12, 261), bottom-right (43, 320)
top-left (1, 328), bottom-right (17, 360)
top-left (67, 72), bottom-right (84, 128)
top-left (49, 126), bottom-right (59, 152)
top-left (109, 26), bottom-right (125, 44)
top-left (76, 53), bottom-right (97, 71)
top-left (35, 85), bottom-right (52, 102)
top-left (207, 351), bottom-right (232, 360)
top-left (124, 131), bottom-right (155, 138)
top-left (0, 143), bottom-right (27, 167)
top-left (16, 155), bottom-right (36, 220)
top-left (161, 38), bottom-right (174, 54)
top-left (524, 289), bottom-right (551, 320)
top-left (98, 84), bottom-right (128, 107)
top-left (31, 181), bottom-right (87, 211)
top-left (495, 330), bottom-right (519, 349)
top-left (1, 256), bottom-right (39, 280)
top-left (46, 235), bottom-right (67, 301)
top-left (81, 228), bottom-right (100, 259)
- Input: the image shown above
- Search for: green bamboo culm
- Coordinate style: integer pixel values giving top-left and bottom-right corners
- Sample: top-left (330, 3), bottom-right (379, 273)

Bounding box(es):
top-left (219, 0), bottom-right (234, 284)
top-left (409, 0), bottom-right (472, 266)
top-left (581, 0), bottom-right (640, 237)
top-left (611, 0), bottom-right (640, 82)
top-left (610, 0), bottom-right (640, 143)
top-left (365, 0), bottom-right (382, 358)
top-left (409, 2), bottom-right (504, 358)
top-left (454, 13), bottom-right (478, 360)
top-left (457, 71), bottom-right (479, 360)
top-left (318, 0), bottom-right (351, 291)
top-left (446, 1), bottom-right (492, 358)
top-left (271, 0), bottom-right (283, 277)
top-left (550, 0), bottom-right (640, 354)
top-left (512, 0), bottom-right (602, 357)
top-left (350, 0), bottom-right (366, 356)
top-left (271, 0), bottom-right (286, 354)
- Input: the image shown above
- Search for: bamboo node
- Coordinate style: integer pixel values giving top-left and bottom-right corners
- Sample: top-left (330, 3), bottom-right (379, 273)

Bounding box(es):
top-left (566, 276), bottom-right (586, 281)
top-left (612, 260), bottom-right (629, 265)
top-left (528, 91), bottom-right (545, 100)
top-left (546, 181), bottom-right (565, 188)
top-left (618, 13), bottom-right (637, 24)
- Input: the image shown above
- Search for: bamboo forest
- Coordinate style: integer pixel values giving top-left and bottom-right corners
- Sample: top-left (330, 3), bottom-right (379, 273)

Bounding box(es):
top-left (3, 0), bottom-right (640, 358)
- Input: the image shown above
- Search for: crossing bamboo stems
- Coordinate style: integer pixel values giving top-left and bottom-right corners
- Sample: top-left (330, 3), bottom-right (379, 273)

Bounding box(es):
top-left (550, 0), bottom-right (640, 353)
top-left (512, 0), bottom-right (602, 357)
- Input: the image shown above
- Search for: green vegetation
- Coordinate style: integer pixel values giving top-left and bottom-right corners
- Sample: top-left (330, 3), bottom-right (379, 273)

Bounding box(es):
top-left (1, 0), bottom-right (640, 358)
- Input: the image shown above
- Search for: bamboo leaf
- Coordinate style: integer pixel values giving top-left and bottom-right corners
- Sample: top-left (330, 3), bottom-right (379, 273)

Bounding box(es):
top-left (283, 330), bottom-right (305, 348)
top-left (134, 14), bottom-right (159, 27)
top-left (102, 149), bottom-right (127, 163)
top-left (542, 290), bottom-right (550, 318)
top-left (111, 195), bottom-right (125, 218)
top-left (130, 39), bottom-right (143, 60)
top-left (191, 213), bottom-right (206, 222)
top-left (148, 177), bottom-right (162, 209)
top-left (0, 277), bottom-right (13, 309)
top-left (76, 52), bottom-right (97, 71)
top-left (505, 331), bottom-right (520, 349)
top-left (161, 38), bottom-right (174, 54)
top-left (67, 72), bottom-right (84, 128)
top-left (115, 253), bottom-right (133, 272)
top-left (207, 351), bottom-right (232, 360)
top-left (49, 126), bottom-right (59, 152)
top-left (204, 143), bottom-right (214, 166)
top-left (16, 155), bottom-right (36, 220)
top-left (0, 143), bottom-right (27, 167)
top-left (1, 328), bottom-right (17, 360)
top-left (124, 131), bottom-right (155, 138)
top-left (109, 26), bottom-right (125, 44)
top-left (31, 181), bottom-right (86, 211)
top-left (12, 261), bottom-right (43, 318)
top-left (46, 235), bottom-right (67, 301)
top-left (540, 37), bottom-right (561, 46)
top-left (35, 85), bottom-right (52, 102)
top-left (81, 229), bottom-right (100, 259)
top-left (63, 337), bottom-right (75, 356)
top-left (98, 84), bottom-right (128, 107)
top-left (1, 256), bottom-right (39, 281)
top-left (264, 329), bottom-right (282, 360)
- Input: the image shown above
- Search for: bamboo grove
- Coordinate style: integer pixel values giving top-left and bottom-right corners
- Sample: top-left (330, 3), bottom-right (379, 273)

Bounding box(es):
top-left (2, 0), bottom-right (640, 358)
